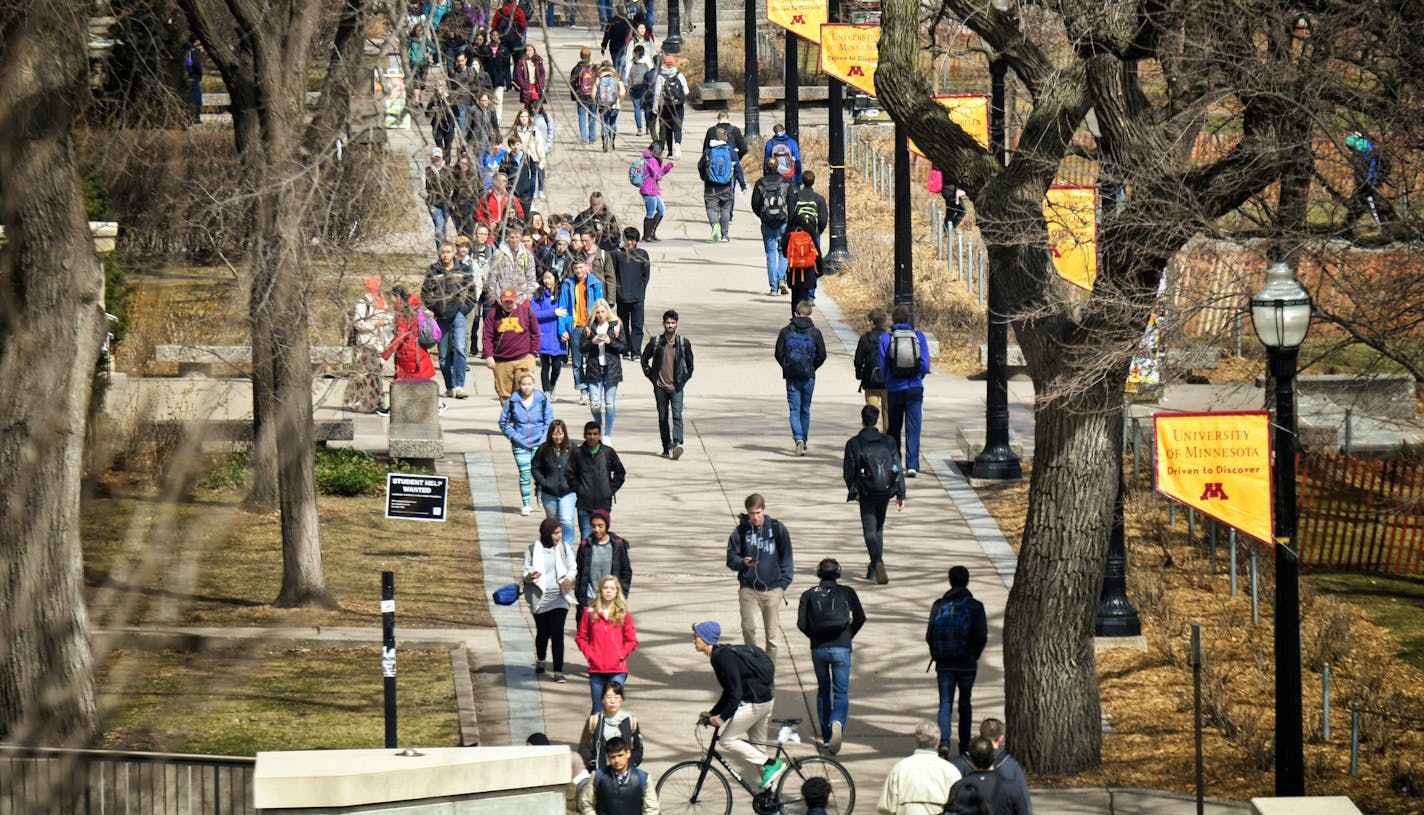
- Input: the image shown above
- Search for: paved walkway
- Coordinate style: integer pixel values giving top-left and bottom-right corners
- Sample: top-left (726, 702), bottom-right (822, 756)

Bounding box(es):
top-left (358, 25), bottom-right (1249, 813)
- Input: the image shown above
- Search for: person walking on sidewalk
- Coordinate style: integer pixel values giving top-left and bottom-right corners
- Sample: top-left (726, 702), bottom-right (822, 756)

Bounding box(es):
top-left (424, 148), bottom-right (453, 252)
top-left (500, 372), bottom-right (553, 516)
top-left (725, 494), bottom-right (795, 661)
top-left (610, 227), bottom-right (650, 356)
top-left (649, 55), bottom-right (689, 158)
top-left (576, 575), bottom-right (639, 713)
top-left (796, 558), bottom-right (865, 755)
top-left (533, 419), bottom-right (578, 551)
top-left (575, 508), bottom-right (633, 625)
top-left (593, 59), bottom-right (626, 152)
top-left (569, 421), bottom-right (627, 541)
top-left (751, 158), bottom-right (792, 296)
top-left (633, 145), bottom-right (673, 242)
top-left (639, 309), bottom-right (693, 459)
top-left (927, 566), bottom-right (989, 757)
top-left (774, 300), bottom-right (827, 457)
top-left (482, 287), bottom-right (541, 401)
top-left (951, 718), bottom-right (1034, 815)
top-left (843, 405), bottom-right (906, 584)
top-left (578, 680), bottom-right (646, 771)
top-left (878, 305), bottom-right (930, 477)
top-left (531, 269), bottom-right (570, 400)
top-left (946, 736), bottom-right (1030, 815)
top-left (570, 48), bottom-right (599, 144)
top-left (560, 261), bottom-right (605, 405)
top-left (701, 110), bottom-right (748, 159)
top-left (523, 518), bottom-right (578, 683)
top-left (782, 171), bottom-right (828, 314)
top-left (876, 721), bottom-right (962, 815)
top-left (764, 121), bottom-right (802, 186)
top-left (580, 298), bottom-right (626, 440)
top-left (853, 308), bottom-right (890, 430)
top-left (422, 242), bottom-right (479, 399)
top-left (691, 621), bottom-right (787, 791)
top-left (576, 737), bottom-right (659, 815)
top-left (698, 125), bottom-right (747, 242)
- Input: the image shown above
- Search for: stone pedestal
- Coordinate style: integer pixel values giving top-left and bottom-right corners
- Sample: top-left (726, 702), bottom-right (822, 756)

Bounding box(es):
top-left (388, 378), bottom-right (443, 467)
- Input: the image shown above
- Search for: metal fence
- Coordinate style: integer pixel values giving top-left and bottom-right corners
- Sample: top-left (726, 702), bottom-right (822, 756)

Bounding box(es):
top-left (1, 745), bottom-right (255, 815)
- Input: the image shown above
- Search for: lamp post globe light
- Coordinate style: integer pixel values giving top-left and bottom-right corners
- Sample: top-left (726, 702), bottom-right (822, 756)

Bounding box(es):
top-left (1249, 257), bottom-right (1312, 798)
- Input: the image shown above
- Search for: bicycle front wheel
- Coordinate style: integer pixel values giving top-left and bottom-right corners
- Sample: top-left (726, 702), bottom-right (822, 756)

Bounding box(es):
top-left (657, 760), bottom-right (734, 815)
top-left (777, 755), bottom-right (856, 815)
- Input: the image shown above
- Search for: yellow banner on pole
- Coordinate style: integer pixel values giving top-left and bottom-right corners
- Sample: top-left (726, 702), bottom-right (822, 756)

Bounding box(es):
top-left (908, 94), bottom-right (990, 157)
top-left (818, 23), bottom-right (879, 96)
top-left (1154, 411), bottom-right (1274, 544)
top-left (1044, 185), bottom-right (1097, 291)
top-left (767, 0), bottom-right (828, 43)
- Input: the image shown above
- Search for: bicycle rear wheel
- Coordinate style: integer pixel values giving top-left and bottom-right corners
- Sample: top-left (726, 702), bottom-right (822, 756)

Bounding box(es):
top-left (657, 760), bottom-right (734, 815)
top-left (776, 755), bottom-right (856, 815)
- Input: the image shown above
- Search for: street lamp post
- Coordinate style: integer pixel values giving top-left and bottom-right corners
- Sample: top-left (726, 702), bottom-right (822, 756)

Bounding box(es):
top-left (742, 0), bottom-right (760, 138)
top-left (1250, 258), bottom-right (1313, 798)
top-left (664, 0), bottom-right (682, 52)
top-left (825, 0), bottom-right (849, 270)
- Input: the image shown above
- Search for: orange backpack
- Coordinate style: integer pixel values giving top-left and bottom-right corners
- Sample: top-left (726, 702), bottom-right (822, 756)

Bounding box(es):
top-left (785, 230), bottom-right (819, 286)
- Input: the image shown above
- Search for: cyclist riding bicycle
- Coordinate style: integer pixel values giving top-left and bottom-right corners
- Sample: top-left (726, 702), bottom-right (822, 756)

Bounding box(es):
top-left (691, 621), bottom-right (788, 790)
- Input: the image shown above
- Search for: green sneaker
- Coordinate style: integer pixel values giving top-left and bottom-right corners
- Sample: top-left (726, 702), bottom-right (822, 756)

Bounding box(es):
top-left (711, 223), bottom-right (721, 242)
top-left (759, 758), bottom-right (787, 790)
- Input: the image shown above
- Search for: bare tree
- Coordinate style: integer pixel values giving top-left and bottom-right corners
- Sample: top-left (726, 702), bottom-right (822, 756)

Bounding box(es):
top-left (178, 0), bottom-right (393, 606)
top-left (876, 0), bottom-right (1327, 772)
top-left (0, 0), bottom-right (103, 746)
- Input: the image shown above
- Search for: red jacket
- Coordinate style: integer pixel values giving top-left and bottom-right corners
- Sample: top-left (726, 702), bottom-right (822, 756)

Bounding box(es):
top-left (383, 313), bottom-right (436, 380)
top-left (577, 608), bottom-right (638, 674)
top-left (476, 191), bottom-right (525, 230)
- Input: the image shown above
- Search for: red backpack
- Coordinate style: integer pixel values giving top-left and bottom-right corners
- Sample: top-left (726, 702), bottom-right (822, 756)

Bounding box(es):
top-left (576, 63), bottom-right (597, 98)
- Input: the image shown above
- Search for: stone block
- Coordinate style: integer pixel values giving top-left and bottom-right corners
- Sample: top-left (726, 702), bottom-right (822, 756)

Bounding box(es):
top-left (389, 379), bottom-right (443, 463)
top-left (1252, 797), bottom-right (1362, 815)
top-left (979, 344), bottom-right (1027, 367)
top-left (1296, 373), bottom-right (1417, 419)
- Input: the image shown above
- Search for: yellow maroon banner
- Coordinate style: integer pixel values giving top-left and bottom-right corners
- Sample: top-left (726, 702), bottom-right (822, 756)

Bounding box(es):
top-left (1044, 186), bottom-right (1097, 291)
top-left (819, 24), bottom-right (879, 96)
top-left (1154, 411), bottom-right (1274, 544)
top-left (767, 0), bottom-right (828, 43)
top-left (908, 94), bottom-right (990, 157)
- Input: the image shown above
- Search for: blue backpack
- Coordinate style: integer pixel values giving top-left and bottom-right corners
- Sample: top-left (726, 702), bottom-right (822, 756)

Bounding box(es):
top-left (705, 142), bottom-right (735, 185)
top-left (629, 156), bottom-right (649, 187)
top-left (782, 328), bottom-right (816, 380)
top-left (929, 595), bottom-right (973, 664)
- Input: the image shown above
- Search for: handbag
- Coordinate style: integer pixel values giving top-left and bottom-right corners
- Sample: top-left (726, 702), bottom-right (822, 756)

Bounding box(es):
top-left (492, 584), bottom-right (522, 605)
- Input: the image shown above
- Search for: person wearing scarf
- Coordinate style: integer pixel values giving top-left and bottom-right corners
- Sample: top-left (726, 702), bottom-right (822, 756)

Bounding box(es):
top-left (522, 518), bottom-right (578, 683)
top-left (343, 276), bottom-right (391, 413)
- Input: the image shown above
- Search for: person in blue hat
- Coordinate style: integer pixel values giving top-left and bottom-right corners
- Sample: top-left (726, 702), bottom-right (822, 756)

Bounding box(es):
top-left (691, 621), bottom-right (786, 790)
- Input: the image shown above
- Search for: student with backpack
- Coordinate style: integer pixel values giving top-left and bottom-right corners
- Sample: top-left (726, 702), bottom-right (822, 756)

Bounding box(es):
top-left (593, 59), bottom-right (626, 152)
top-left (650, 55), bottom-right (689, 158)
top-left (945, 736), bottom-right (1030, 815)
top-left (698, 125), bottom-right (747, 241)
top-left (630, 144), bottom-right (673, 242)
top-left (763, 121), bottom-right (802, 186)
top-left (569, 48), bottom-right (599, 143)
top-left (877, 304), bottom-right (931, 476)
top-left (795, 558), bottom-right (866, 755)
top-left (926, 566), bottom-right (988, 758)
top-left (853, 308), bottom-right (890, 430)
top-left (842, 405), bottom-right (906, 584)
top-left (690, 620), bottom-right (788, 791)
top-left (752, 158), bottom-right (793, 295)
top-left (781, 170), bottom-right (829, 314)
top-left (625, 45), bottom-right (655, 136)
top-left (774, 300), bottom-right (828, 456)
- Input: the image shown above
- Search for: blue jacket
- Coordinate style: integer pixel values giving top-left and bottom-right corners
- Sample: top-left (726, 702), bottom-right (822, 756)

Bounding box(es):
top-left (499, 390), bottom-right (552, 449)
top-left (558, 274), bottom-right (605, 331)
top-left (530, 287), bottom-right (570, 355)
top-left (763, 132), bottom-right (803, 186)
top-left (878, 323), bottom-right (930, 392)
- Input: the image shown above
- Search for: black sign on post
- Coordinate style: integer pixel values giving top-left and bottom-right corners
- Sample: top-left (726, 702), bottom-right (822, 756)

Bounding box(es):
top-left (385, 474), bottom-right (449, 522)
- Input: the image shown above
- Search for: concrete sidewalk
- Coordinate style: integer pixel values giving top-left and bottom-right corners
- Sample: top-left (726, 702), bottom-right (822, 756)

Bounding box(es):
top-left (368, 25), bottom-right (1252, 814)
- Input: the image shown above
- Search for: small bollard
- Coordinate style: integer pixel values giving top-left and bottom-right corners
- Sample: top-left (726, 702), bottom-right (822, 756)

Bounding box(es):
top-left (1229, 529), bottom-right (1238, 596)
top-left (1250, 546), bottom-right (1259, 625)
top-left (1169, 500), bottom-right (1176, 527)
top-left (1322, 663), bottom-right (1331, 742)
top-left (1191, 623), bottom-right (1204, 815)
top-left (1188, 506), bottom-right (1196, 544)
top-left (1350, 702), bottom-right (1360, 775)
top-left (1344, 408), bottom-right (1353, 455)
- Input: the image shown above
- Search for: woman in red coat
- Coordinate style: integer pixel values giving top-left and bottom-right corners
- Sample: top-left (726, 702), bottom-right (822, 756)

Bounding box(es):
top-left (382, 285), bottom-right (438, 382)
top-left (576, 574), bottom-right (638, 713)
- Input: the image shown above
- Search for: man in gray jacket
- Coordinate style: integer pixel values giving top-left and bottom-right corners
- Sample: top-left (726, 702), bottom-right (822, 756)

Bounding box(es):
top-left (725, 493), bottom-right (795, 661)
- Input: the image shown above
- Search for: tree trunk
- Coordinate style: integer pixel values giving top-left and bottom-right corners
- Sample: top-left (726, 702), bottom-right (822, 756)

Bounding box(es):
top-left (0, 0), bottom-right (103, 750)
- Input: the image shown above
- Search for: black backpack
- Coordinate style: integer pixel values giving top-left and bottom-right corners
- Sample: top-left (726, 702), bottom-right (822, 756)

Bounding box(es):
top-left (728, 644), bottom-right (775, 687)
top-left (757, 176), bottom-right (788, 227)
top-left (806, 584), bottom-right (851, 635)
top-left (661, 74), bottom-right (686, 109)
top-left (855, 437), bottom-right (900, 498)
top-left (928, 595), bottom-right (974, 664)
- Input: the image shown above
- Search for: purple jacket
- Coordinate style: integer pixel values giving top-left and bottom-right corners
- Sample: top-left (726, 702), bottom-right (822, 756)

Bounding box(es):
top-left (638, 151), bottom-right (672, 197)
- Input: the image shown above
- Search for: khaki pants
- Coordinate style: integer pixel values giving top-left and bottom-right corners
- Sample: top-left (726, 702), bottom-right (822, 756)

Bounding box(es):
top-left (494, 355), bottom-right (537, 401)
top-left (738, 587), bottom-right (785, 661)
top-left (720, 699), bottom-right (773, 769)
top-left (864, 388), bottom-right (889, 432)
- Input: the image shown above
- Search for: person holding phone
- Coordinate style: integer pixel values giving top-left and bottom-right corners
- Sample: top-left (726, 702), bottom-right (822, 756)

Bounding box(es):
top-left (724, 493), bottom-right (795, 661)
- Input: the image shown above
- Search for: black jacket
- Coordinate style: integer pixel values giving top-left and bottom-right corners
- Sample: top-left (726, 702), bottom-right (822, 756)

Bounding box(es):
top-left (853, 328), bottom-right (888, 389)
top-left (927, 587), bottom-right (989, 671)
top-left (574, 533), bottom-right (633, 607)
top-left (843, 426), bottom-right (907, 502)
top-left (702, 123), bottom-right (748, 158)
top-left (580, 322), bottom-right (628, 384)
top-left (421, 262), bottom-right (479, 321)
top-left (948, 768), bottom-right (1029, 815)
top-left (531, 443), bottom-right (573, 497)
top-left (725, 514), bottom-right (794, 591)
top-left (611, 247), bottom-right (651, 302)
top-left (774, 316), bottom-right (828, 381)
top-left (952, 750), bottom-right (1034, 815)
top-left (787, 187), bottom-right (829, 236)
top-left (796, 579), bottom-right (866, 650)
top-left (708, 644), bottom-right (774, 720)
top-left (568, 442), bottom-right (626, 511)
top-left (639, 333), bottom-right (694, 391)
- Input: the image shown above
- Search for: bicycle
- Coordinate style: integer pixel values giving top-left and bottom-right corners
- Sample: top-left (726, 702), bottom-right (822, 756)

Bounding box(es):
top-left (656, 716), bottom-right (855, 815)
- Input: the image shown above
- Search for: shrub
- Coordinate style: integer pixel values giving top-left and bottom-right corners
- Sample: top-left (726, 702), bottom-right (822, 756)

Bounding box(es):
top-left (196, 450), bottom-right (252, 491)
top-left (312, 447), bottom-right (420, 496)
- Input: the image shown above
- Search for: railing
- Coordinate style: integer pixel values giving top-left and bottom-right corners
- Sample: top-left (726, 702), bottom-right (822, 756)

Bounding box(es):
top-left (1, 745), bottom-right (256, 814)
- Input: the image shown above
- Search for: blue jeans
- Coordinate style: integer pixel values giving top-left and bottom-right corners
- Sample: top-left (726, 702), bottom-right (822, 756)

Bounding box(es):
top-left (436, 311), bottom-right (469, 390)
top-left (937, 668), bottom-right (976, 755)
top-left (588, 380), bottom-right (618, 436)
top-left (811, 646), bottom-right (852, 740)
top-left (570, 337), bottom-right (586, 393)
top-left (633, 99), bottom-right (646, 131)
top-left (653, 387), bottom-right (684, 452)
top-left (597, 0), bottom-right (612, 23)
top-left (577, 100), bottom-right (596, 142)
top-left (887, 386), bottom-right (924, 471)
top-left (588, 671), bottom-right (628, 713)
top-left (642, 194), bottom-right (665, 218)
top-left (541, 491), bottom-right (578, 554)
top-left (429, 205), bottom-right (450, 250)
top-left (761, 223), bottom-right (788, 292)
top-left (600, 107), bottom-right (619, 137)
top-left (785, 377), bottom-right (815, 443)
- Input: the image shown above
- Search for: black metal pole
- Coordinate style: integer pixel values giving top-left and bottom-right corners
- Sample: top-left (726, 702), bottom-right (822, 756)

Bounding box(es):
top-left (1271, 345), bottom-right (1305, 796)
top-left (664, 0), bottom-right (682, 52)
top-left (382, 570), bottom-right (397, 749)
top-left (824, 0), bottom-right (848, 270)
top-left (972, 56), bottom-right (1022, 481)
top-left (1192, 622), bottom-right (1204, 815)
top-left (1096, 465), bottom-right (1142, 636)
top-left (893, 123), bottom-right (912, 318)
top-left (742, 0), bottom-right (760, 138)
top-left (784, 32), bottom-right (799, 137)
top-left (703, 0), bottom-right (717, 80)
